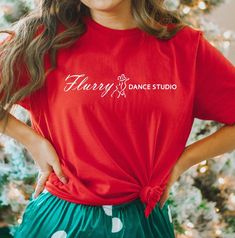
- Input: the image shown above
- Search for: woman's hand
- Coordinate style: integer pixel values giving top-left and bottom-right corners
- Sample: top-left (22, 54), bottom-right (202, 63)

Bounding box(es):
top-left (26, 137), bottom-right (68, 199)
top-left (158, 145), bottom-right (193, 209)
top-left (0, 110), bottom-right (69, 198)
top-left (159, 162), bottom-right (184, 209)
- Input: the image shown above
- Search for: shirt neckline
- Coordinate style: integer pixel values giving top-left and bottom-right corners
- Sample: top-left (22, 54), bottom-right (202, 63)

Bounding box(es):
top-left (83, 15), bottom-right (142, 37)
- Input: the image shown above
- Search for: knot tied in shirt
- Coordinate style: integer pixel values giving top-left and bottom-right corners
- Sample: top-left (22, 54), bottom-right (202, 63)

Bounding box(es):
top-left (139, 185), bottom-right (164, 218)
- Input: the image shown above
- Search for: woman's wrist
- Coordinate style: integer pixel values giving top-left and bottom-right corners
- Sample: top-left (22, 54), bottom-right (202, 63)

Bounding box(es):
top-left (173, 145), bottom-right (198, 176)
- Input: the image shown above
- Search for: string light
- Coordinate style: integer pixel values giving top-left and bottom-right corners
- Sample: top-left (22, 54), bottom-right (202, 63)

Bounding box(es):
top-left (223, 41), bottom-right (231, 49)
top-left (182, 6), bottom-right (191, 14)
top-left (218, 177), bottom-right (225, 185)
top-left (186, 221), bottom-right (194, 228)
top-left (17, 218), bottom-right (22, 224)
top-left (223, 30), bottom-right (233, 39)
top-left (199, 166), bottom-right (207, 173)
top-left (198, 1), bottom-right (207, 10)
top-left (215, 229), bottom-right (222, 235)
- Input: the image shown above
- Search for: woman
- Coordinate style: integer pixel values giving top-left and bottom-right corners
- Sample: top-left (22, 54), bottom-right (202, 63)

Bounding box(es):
top-left (0, 0), bottom-right (235, 237)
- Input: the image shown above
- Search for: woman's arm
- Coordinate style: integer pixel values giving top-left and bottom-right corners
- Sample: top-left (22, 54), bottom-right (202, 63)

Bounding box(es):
top-left (0, 109), bottom-right (68, 198)
top-left (159, 123), bottom-right (235, 208)
top-left (176, 123), bottom-right (235, 174)
top-left (0, 109), bottom-right (42, 149)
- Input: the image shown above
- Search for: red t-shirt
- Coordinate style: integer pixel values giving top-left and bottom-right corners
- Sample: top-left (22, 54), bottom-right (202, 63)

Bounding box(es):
top-left (1, 16), bottom-right (235, 218)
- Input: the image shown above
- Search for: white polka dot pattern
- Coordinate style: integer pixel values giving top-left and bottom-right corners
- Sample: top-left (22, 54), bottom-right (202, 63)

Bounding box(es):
top-left (102, 205), bottom-right (113, 216)
top-left (111, 217), bottom-right (123, 233)
top-left (51, 230), bottom-right (67, 238)
top-left (102, 205), bottom-right (124, 233)
top-left (168, 205), bottom-right (172, 223)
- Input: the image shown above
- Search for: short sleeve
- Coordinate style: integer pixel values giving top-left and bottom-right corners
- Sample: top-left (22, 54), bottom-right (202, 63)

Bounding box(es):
top-left (193, 30), bottom-right (235, 125)
top-left (0, 36), bottom-right (31, 111)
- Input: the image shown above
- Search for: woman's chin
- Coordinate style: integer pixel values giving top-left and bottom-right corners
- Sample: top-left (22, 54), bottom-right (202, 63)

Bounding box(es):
top-left (82, 0), bottom-right (123, 12)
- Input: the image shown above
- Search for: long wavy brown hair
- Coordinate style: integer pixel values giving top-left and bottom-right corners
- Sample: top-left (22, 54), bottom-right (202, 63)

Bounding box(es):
top-left (0, 0), bottom-right (186, 132)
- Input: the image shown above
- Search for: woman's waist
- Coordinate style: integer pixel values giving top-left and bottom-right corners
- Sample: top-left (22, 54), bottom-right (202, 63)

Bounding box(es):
top-left (45, 172), bottom-right (167, 208)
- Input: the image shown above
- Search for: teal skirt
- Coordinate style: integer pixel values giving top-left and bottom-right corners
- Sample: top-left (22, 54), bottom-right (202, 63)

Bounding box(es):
top-left (14, 188), bottom-right (175, 238)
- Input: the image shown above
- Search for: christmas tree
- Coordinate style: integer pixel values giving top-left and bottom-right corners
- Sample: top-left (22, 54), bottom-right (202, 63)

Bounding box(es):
top-left (0, 0), bottom-right (234, 237)
top-left (165, 1), bottom-right (235, 237)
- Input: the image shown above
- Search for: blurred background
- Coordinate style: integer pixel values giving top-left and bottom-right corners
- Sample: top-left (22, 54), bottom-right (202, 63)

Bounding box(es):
top-left (0, 0), bottom-right (235, 238)
top-left (204, 0), bottom-right (235, 63)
